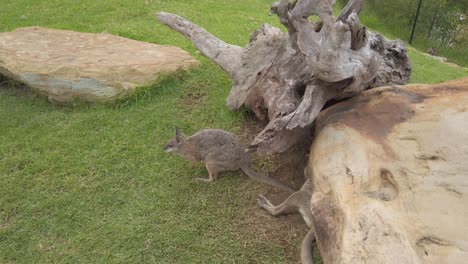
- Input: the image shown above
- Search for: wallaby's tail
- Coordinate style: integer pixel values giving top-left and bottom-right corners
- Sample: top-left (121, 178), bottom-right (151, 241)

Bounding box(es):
top-left (241, 165), bottom-right (295, 193)
top-left (301, 229), bottom-right (315, 264)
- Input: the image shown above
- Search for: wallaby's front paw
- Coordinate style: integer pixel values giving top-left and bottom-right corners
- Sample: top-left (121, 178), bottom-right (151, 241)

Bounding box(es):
top-left (192, 177), bottom-right (212, 183)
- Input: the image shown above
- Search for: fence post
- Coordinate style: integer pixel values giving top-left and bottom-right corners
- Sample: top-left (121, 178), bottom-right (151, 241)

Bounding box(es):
top-left (409, 0), bottom-right (423, 44)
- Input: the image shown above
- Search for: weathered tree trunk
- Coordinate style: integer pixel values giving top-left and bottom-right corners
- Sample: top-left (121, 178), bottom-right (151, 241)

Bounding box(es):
top-left (157, 0), bottom-right (412, 154)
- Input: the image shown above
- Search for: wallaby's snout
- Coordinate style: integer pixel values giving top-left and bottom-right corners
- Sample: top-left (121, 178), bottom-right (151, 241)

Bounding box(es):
top-left (164, 127), bottom-right (186, 153)
top-left (163, 142), bottom-right (174, 153)
top-left (164, 137), bottom-right (180, 153)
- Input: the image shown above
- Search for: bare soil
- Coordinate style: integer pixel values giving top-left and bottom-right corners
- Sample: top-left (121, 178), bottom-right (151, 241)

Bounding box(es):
top-left (235, 111), bottom-right (317, 263)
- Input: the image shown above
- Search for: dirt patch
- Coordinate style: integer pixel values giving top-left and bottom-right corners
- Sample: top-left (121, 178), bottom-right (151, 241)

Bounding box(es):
top-left (233, 181), bottom-right (310, 262)
top-left (179, 91), bottom-right (207, 110)
top-left (0, 221), bottom-right (12, 230)
top-left (235, 111), bottom-right (315, 263)
top-left (239, 111), bottom-right (308, 188)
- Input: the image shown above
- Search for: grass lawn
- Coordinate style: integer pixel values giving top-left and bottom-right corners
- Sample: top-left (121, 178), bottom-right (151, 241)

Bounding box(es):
top-left (0, 0), bottom-right (467, 263)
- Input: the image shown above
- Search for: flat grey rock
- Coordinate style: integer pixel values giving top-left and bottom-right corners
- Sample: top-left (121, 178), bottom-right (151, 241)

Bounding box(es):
top-left (0, 27), bottom-right (200, 104)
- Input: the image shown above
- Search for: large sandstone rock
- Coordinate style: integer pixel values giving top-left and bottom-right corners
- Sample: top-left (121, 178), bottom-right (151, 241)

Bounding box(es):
top-left (0, 27), bottom-right (199, 104)
top-left (309, 77), bottom-right (468, 264)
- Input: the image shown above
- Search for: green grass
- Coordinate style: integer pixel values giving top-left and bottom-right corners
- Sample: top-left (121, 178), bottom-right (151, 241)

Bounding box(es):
top-left (0, 0), bottom-right (467, 263)
top-left (407, 48), bottom-right (467, 84)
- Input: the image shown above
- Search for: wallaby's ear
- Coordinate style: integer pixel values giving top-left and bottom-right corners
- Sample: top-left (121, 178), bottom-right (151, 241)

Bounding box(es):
top-left (175, 126), bottom-right (182, 136)
top-left (175, 126), bottom-right (186, 143)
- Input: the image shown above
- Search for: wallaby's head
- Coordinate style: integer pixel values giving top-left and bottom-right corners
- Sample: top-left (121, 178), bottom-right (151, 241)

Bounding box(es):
top-left (164, 127), bottom-right (186, 153)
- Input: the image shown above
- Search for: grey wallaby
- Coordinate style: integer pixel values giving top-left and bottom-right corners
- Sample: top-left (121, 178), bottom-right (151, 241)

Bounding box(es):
top-left (164, 127), bottom-right (295, 193)
top-left (257, 167), bottom-right (315, 264)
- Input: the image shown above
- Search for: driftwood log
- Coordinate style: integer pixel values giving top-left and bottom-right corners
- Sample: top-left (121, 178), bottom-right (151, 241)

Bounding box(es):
top-left (157, 0), bottom-right (412, 155)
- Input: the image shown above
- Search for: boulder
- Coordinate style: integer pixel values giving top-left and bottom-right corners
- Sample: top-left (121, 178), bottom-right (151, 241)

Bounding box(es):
top-left (309, 77), bottom-right (468, 263)
top-left (0, 27), bottom-right (199, 104)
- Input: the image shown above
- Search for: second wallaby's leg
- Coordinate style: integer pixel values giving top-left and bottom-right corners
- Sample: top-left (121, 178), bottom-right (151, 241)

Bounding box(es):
top-left (257, 191), bottom-right (313, 226)
top-left (193, 163), bottom-right (219, 183)
top-left (257, 194), bottom-right (300, 216)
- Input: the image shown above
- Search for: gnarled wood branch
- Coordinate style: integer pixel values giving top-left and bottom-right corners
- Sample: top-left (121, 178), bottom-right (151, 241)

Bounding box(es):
top-left (156, 0), bottom-right (412, 154)
top-left (157, 12), bottom-right (242, 77)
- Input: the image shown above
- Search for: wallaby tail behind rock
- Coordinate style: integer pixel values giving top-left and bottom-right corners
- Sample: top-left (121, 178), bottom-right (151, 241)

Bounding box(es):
top-left (301, 229), bottom-right (315, 264)
top-left (241, 165), bottom-right (295, 193)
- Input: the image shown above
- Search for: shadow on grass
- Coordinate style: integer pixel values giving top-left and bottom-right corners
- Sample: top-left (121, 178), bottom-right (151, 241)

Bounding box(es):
top-left (112, 69), bottom-right (194, 109)
top-left (0, 68), bottom-right (197, 111)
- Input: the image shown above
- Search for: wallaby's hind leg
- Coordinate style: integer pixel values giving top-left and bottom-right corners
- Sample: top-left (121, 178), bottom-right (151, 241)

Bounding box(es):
top-left (257, 194), bottom-right (299, 216)
top-left (193, 163), bottom-right (220, 183)
top-left (257, 190), bottom-right (313, 227)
